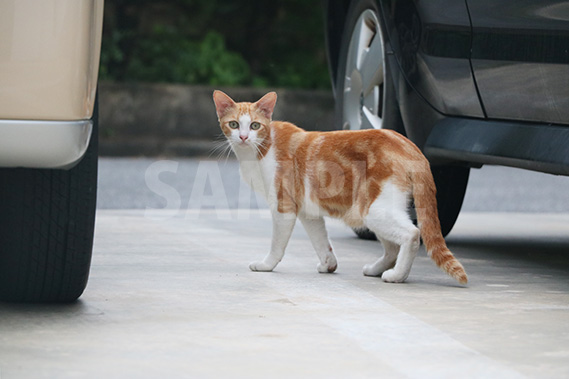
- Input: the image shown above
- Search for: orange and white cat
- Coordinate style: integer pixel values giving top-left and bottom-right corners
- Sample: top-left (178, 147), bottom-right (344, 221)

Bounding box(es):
top-left (213, 90), bottom-right (467, 284)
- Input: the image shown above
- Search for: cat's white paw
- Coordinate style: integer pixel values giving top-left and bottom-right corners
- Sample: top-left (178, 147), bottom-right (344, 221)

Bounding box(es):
top-left (363, 264), bottom-right (381, 277)
top-left (381, 269), bottom-right (407, 283)
top-left (317, 261), bottom-right (337, 273)
top-left (249, 261), bottom-right (274, 272)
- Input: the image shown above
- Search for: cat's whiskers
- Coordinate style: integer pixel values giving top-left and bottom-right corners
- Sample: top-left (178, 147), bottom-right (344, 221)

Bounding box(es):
top-left (253, 138), bottom-right (270, 158)
top-left (251, 140), bottom-right (262, 157)
top-left (209, 138), bottom-right (228, 157)
top-left (209, 135), bottom-right (234, 163)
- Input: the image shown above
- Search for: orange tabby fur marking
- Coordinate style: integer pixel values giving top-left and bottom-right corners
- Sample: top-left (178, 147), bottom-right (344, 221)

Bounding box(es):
top-left (213, 90), bottom-right (467, 284)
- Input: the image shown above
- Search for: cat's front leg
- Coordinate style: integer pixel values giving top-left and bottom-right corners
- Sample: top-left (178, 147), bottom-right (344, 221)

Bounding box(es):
top-left (299, 215), bottom-right (337, 273)
top-left (249, 211), bottom-right (297, 272)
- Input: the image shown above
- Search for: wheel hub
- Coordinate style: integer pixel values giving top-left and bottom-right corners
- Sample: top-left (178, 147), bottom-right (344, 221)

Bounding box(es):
top-left (342, 9), bottom-right (386, 130)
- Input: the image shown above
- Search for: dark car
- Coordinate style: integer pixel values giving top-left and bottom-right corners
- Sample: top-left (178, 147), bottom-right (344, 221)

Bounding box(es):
top-left (324, 0), bottom-right (569, 236)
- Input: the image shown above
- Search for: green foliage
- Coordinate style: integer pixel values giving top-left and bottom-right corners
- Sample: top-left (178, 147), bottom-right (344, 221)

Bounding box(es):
top-left (102, 27), bottom-right (251, 85)
top-left (197, 32), bottom-right (251, 86)
top-left (100, 0), bottom-right (331, 89)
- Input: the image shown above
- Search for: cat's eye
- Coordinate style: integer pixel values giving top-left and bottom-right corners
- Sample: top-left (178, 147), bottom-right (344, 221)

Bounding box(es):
top-left (250, 122), bottom-right (261, 130)
top-left (228, 121), bottom-right (239, 129)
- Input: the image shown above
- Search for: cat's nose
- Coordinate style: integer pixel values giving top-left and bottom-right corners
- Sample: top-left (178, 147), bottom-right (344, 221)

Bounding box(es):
top-left (240, 135), bottom-right (248, 142)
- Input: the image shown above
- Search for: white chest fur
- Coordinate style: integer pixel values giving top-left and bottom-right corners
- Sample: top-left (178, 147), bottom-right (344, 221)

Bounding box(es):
top-left (236, 146), bottom-right (277, 200)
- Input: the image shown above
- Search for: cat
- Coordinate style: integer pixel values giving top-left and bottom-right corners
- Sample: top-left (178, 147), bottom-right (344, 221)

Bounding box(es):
top-left (213, 90), bottom-right (467, 284)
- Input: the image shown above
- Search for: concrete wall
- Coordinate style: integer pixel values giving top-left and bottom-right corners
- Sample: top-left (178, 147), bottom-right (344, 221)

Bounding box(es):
top-left (99, 82), bottom-right (335, 157)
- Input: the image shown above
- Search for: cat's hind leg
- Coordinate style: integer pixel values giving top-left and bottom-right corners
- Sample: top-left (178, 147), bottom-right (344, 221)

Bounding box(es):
top-left (249, 211), bottom-right (296, 272)
top-left (363, 239), bottom-right (398, 277)
top-left (380, 227), bottom-right (419, 283)
top-left (363, 183), bottom-right (420, 283)
top-left (365, 217), bottom-right (419, 282)
top-left (299, 215), bottom-right (338, 273)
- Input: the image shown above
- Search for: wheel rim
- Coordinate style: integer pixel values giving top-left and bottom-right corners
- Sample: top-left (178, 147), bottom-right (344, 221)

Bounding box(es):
top-left (342, 9), bottom-right (386, 130)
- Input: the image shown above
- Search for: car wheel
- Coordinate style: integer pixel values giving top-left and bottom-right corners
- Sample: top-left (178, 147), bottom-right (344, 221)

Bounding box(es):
top-left (335, 0), bottom-right (468, 239)
top-left (431, 165), bottom-right (470, 237)
top-left (353, 227), bottom-right (379, 241)
top-left (335, 0), bottom-right (403, 133)
top-left (348, 172), bottom-right (468, 241)
top-left (0, 99), bottom-right (98, 303)
top-left (336, 0), bottom-right (402, 240)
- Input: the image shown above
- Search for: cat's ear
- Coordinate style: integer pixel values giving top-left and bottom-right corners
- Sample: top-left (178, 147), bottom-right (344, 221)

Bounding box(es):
top-left (254, 92), bottom-right (277, 119)
top-left (213, 90), bottom-right (236, 119)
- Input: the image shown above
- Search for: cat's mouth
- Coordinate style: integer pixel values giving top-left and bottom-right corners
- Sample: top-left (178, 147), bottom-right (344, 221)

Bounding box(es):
top-left (235, 139), bottom-right (252, 148)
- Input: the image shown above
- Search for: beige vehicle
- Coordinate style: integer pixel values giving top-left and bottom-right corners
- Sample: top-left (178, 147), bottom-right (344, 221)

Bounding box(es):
top-left (0, 0), bottom-right (104, 302)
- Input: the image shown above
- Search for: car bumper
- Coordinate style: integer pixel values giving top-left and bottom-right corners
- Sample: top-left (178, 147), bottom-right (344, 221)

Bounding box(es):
top-left (0, 120), bottom-right (92, 169)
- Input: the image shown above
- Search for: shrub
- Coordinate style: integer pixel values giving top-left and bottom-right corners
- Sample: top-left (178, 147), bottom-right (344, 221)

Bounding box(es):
top-left (100, 0), bottom-right (330, 89)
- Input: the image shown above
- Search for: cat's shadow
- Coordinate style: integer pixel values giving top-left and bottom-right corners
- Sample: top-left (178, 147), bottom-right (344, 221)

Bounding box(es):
top-left (335, 231), bottom-right (569, 286)
top-left (446, 234), bottom-right (569, 272)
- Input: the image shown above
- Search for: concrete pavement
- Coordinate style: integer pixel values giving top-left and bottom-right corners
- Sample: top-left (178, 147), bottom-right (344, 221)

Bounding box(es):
top-left (1, 210), bottom-right (569, 378)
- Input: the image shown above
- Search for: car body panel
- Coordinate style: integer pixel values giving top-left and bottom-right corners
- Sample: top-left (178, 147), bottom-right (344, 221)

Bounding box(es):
top-left (468, 0), bottom-right (569, 125)
top-left (380, 0), bottom-right (485, 119)
top-left (0, 0), bottom-right (103, 168)
top-left (425, 117), bottom-right (569, 176)
top-left (0, 0), bottom-right (103, 121)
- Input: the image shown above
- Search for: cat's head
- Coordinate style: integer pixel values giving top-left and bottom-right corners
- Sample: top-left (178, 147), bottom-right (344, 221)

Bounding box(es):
top-left (213, 90), bottom-right (277, 154)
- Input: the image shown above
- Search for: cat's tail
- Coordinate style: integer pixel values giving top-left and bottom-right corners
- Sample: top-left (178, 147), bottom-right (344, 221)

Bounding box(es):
top-left (411, 163), bottom-right (468, 285)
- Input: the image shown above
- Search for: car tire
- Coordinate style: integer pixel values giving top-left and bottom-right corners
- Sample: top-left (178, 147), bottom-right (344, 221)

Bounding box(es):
top-left (350, 171), bottom-right (468, 240)
top-left (334, 0), bottom-right (404, 133)
top-left (336, 0), bottom-right (402, 241)
top-left (0, 99), bottom-right (98, 303)
top-left (353, 227), bottom-right (379, 241)
top-left (431, 165), bottom-right (469, 237)
top-left (334, 0), bottom-right (468, 239)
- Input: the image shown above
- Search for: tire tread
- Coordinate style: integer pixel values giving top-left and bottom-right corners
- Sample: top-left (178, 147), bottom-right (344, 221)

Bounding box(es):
top-left (0, 102), bottom-right (98, 303)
